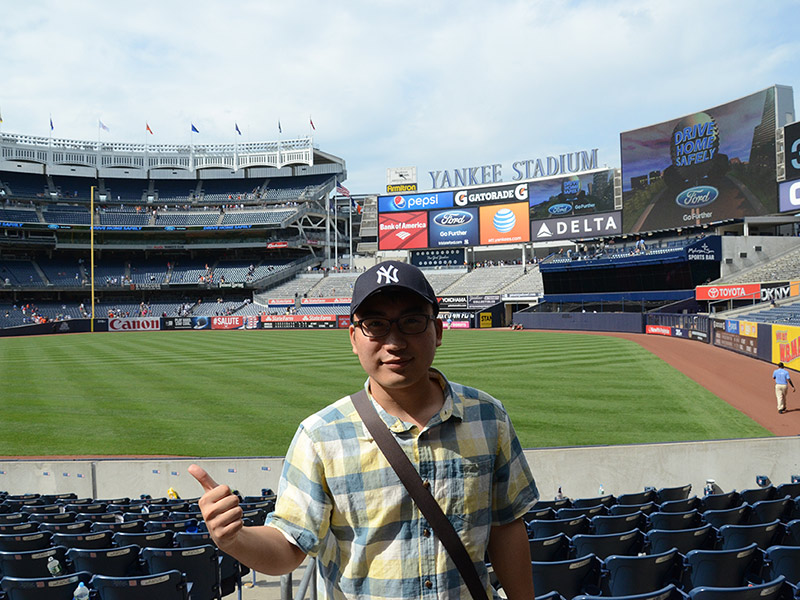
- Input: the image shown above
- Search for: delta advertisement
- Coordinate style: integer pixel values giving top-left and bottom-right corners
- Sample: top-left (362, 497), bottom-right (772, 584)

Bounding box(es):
top-left (621, 86), bottom-right (782, 233)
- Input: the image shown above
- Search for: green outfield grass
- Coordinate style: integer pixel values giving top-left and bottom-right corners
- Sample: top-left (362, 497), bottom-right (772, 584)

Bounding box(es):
top-left (0, 329), bottom-right (771, 456)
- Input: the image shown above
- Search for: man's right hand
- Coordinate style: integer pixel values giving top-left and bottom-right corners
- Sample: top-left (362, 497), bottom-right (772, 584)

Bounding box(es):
top-left (189, 464), bottom-right (244, 551)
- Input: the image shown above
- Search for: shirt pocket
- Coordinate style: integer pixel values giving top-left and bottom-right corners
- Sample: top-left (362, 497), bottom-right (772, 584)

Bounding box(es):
top-left (447, 455), bottom-right (494, 530)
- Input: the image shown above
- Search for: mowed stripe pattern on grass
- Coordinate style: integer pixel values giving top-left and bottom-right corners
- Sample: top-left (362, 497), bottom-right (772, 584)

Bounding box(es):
top-left (0, 330), bottom-right (770, 456)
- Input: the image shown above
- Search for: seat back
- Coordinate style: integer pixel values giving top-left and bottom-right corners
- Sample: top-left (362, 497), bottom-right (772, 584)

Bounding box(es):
top-left (616, 490), bottom-right (656, 506)
top-left (684, 542), bottom-right (762, 589)
top-left (556, 505), bottom-right (607, 520)
top-left (528, 516), bottom-right (589, 539)
top-left (531, 554), bottom-right (602, 599)
top-left (527, 533), bottom-right (570, 562)
top-left (750, 497), bottom-right (792, 524)
top-left (656, 484), bottom-right (692, 504)
top-left (0, 514), bottom-right (27, 526)
top-left (739, 486), bottom-right (776, 505)
top-left (610, 502), bottom-right (657, 516)
top-left (38, 521), bottom-right (92, 534)
top-left (776, 482), bottom-right (800, 500)
top-left (27, 512), bottom-right (76, 524)
top-left (573, 495), bottom-right (616, 509)
top-left (659, 497), bottom-right (700, 513)
top-left (719, 519), bottom-right (782, 550)
top-left (90, 520), bottom-right (145, 534)
top-left (112, 530), bottom-right (174, 549)
top-left (0, 570), bottom-right (92, 600)
top-left (701, 491), bottom-right (742, 512)
top-left (0, 546), bottom-right (68, 579)
top-left (785, 519), bottom-right (800, 545)
top-left (0, 523), bottom-right (39, 535)
top-left (649, 509), bottom-right (701, 531)
top-left (67, 544), bottom-right (142, 577)
top-left (143, 519), bottom-right (198, 533)
top-left (574, 583), bottom-right (686, 600)
top-left (91, 569), bottom-right (189, 600)
top-left (141, 545), bottom-right (219, 600)
top-left (52, 530), bottom-right (114, 550)
top-left (701, 505), bottom-right (749, 528)
top-left (0, 531), bottom-right (52, 552)
top-left (572, 529), bottom-right (644, 560)
top-left (764, 545), bottom-right (800, 587)
top-left (645, 524), bottom-right (716, 556)
top-left (591, 512), bottom-right (647, 535)
top-left (688, 575), bottom-right (794, 600)
top-left (603, 549), bottom-right (683, 597)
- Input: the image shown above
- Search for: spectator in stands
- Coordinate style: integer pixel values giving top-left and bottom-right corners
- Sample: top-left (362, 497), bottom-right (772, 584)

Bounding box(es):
top-left (190, 260), bottom-right (539, 599)
top-left (772, 361), bottom-right (795, 414)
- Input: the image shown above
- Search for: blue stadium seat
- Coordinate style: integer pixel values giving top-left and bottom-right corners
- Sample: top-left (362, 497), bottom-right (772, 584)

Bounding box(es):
top-left (571, 529), bottom-right (645, 560)
top-left (750, 497), bottom-right (793, 524)
top-left (701, 505), bottom-right (749, 528)
top-left (531, 554), bottom-right (602, 599)
top-left (574, 584), bottom-right (686, 600)
top-left (528, 516), bottom-right (590, 539)
top-left (701, 491), bottom-right (742, 512)
top-left (141, 545), bottom-right (219, 600)
top-left (656, 485), bottom-right (692, 504)
top-left (648, 510), bottom-right (701, 531)
top-left (51, 530), bottom-right (114, 550)
top-left (659, 497), bottom-right (700, 513)
top-left (600, 549), bottom-right (683, 597)
top-left (646, 524), bottom-right (717, 555)
top-left (67, 544), bottom-right (143, 577)
top-left (688, 575), bottom-right (794, 600)
top-left (0, 531), bottom-right (52, 552)
top-left (591, 512), bottom-right (647, 535)
top-left (0, 546), bottom-right (69, 578)
top-left (683, 543), bottom-right (762, 589)
top-left (527, 533), bottom-right (571, 562)
top-left (610, 502), bottom-right (657, 516)
top-left (719, 519), bottom-right (783, 550)
top-left (616, 490), bottom-right (656, 506)
top-left (111, 530), bottom-right (173, 549)
top-left (91, 569), bottom-right (189, 600)
top-left (763, 545), bottom-right (800, 591)
top-left (0, 570), bottom-right (92, 600)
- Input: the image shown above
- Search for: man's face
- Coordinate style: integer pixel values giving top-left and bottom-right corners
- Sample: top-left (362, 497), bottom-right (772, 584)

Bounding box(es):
top-left (350, 289), bottom-right (443, 396)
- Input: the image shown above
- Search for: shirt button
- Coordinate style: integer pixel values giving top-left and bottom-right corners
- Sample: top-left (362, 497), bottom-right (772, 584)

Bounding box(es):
top-left (423, 528), bottom-right (431, 537)
top-left (422, 480), bottom-right (431, 490)
top-left (424, 580), bottom-right (433, 589)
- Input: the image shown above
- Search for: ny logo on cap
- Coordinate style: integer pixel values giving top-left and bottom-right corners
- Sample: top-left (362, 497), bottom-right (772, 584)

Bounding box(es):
top-left (376, 265), bottom-right (399, 285)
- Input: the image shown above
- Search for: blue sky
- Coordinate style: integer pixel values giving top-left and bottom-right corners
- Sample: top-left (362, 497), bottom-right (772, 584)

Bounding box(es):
top-left (1, 0), bottom-right (798, 195)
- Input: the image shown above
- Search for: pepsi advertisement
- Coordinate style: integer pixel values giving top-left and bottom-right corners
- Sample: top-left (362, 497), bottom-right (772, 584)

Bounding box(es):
top-left (528, 170), bottom-right (615, 220)
top-left (427, 208), bottom-right (479, 248)
top-left (621, 86), bottom-right (787, 233)
top-left (378, 191), bottom-right (453, 212)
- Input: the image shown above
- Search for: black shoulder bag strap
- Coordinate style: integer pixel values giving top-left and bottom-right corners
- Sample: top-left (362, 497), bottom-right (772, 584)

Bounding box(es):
top-left (350, 389), bottom-right (490, 600)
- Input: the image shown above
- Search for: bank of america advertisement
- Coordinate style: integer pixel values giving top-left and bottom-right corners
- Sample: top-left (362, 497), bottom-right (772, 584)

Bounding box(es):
top-left (528, 169), bottom-right (615, 220)
top-left (621, 86), bottom-right (788, 233)
top-left (378, 211), bottom-right (429, 250)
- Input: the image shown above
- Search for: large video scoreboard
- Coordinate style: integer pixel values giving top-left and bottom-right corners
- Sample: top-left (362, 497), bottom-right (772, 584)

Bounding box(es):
top-left (376, 169), bottom-right (618, 250)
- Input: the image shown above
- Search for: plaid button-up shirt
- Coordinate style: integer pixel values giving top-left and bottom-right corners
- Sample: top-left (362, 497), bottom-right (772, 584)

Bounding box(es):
top-left (266, 370), bottom-right (539, 599)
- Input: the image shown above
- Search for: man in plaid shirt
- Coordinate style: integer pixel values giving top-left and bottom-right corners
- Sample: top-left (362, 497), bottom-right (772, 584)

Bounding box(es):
top-left (191, 261), bottom-right (539, 599)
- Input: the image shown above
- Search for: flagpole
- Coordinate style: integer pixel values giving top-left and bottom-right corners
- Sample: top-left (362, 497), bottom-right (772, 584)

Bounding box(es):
top-left (325, 193), bottom-right (331, 268)
top-left (349, 198), bottom-right (353, 272)
top-left (334, 197), bottom-right (339, 270)
top-left (90, 185), bottom-right (96, 333)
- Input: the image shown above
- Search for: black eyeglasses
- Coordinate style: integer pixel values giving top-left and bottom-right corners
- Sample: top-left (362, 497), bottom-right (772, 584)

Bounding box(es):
top-left (352, 314), bottom-right (434, 338)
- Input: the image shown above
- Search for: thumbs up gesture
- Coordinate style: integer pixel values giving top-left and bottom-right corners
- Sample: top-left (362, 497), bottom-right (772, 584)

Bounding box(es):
top-left (189, 464), bottom-right (243, 550)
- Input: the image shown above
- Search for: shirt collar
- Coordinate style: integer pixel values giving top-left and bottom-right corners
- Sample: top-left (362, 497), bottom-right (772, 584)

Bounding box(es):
top-left (361, 369), bottom-right (464, 434)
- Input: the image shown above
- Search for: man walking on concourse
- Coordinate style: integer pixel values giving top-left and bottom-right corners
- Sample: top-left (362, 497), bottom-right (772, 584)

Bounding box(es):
top-left (190, 260), bottom-right (539, 599)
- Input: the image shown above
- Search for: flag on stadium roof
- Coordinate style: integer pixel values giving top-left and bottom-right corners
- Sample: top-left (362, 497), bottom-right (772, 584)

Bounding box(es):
top-left (99, 120), bottom-right (110, 132)
top-left (50, 116), bottom-right (54, 131)
top-left (191, 123), bottom-right (200, 133)
top-left (235, 123), bottom-right (242, 135)
top-left (310, 116), bottom-right (315, 130)
top-left (352, 197), bottom-right (362, 214)
top-left (0, 108), bottom-right (3, 124)
top-left (278, 120), bottom-right (282, 134)
top-left (336, 181), bottom-right (351, 197)
top-left (146, 122), bottom-right (154, 135)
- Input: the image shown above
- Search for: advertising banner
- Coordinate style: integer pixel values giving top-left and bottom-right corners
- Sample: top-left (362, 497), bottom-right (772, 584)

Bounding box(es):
top-left (162, 317), bottom-right (193, 330)
top-left (784, 120), bottom-right (800, 182)
top-left (479, 202), bottom-right (530, 245)
top-left (621, 87), bottom-right (781, 232)
top-left (454, 182), bottom-right (528, 209)
top-left (337, 315), bottom-right (351, 329)
top-left (211, 316), bottom-right (245, 330)
top-left (479, 313), bottom-right (493, 328)
top-left (685, 236), bottom-right (721, 262)
top-left (739, 321), bottom-right (758, 338)
top-left (427, 207), bottom-right (479, 248)
top-left (530, 211), bottom-right (622, 241)
top-left (260, 314), bottom-right (337, 329)
top-left (449, 321), bottom-right (471, 329)
top-left (716, 329), bottom-right (758, 357)
top-left (528, 170), bottom-right (616, 220)
top-left (192, 316), bottom-right (212, 329)
top-left (410, 248), bottom-right (465, 268)
top-left (646, 325), bottom-right (672, 336)
top-left (437, 296), bottom-right (468, 309)
top-left (468, 295), bottom-right (502, 308)
top-left (772, 325), bottom-right (800, 369)
top-left (378, 211), bottom-right (428, 250)
top-left (377, 191), bottom-right (453, 213)
top-left (108, 317), bottom-right (161, 332)
top-left (779, 179), bottom-right (800, 213)
top-left (695, 283), bottom-right (760, 301)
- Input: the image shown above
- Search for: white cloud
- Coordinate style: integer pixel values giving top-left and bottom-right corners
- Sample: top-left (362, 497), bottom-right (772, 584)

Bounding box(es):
top-left (0, 0), bottom-right (798, 193)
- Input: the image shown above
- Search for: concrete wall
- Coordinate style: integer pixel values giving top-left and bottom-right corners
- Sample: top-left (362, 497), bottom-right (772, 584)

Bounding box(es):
top-left (3, 437), bottom-right (798, 502)
top-left (515, 311), bottom-right (644, 333)
top-left (720, 236), bottom-right (800, 278)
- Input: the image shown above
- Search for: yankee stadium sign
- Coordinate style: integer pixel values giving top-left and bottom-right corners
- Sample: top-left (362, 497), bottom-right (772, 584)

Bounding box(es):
top-left (428, 148), bottom-right (599, 190)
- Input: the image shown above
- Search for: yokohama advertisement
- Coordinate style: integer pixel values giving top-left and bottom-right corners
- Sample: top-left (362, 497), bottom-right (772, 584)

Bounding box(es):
top-left (109, 317), bottom-right (161, 332)
top-left (695, 284), bottom-right (760, 301)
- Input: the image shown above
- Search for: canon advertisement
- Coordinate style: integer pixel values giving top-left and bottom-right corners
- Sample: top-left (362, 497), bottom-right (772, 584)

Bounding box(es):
top-left (621, 86), bottom-right (786, 233)
top-left (528, 169), bottom-right (615, 220)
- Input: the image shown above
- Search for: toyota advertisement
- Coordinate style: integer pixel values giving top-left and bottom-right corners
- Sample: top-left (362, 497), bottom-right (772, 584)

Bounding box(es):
top-left (621, 86), bottom-right (787, 233)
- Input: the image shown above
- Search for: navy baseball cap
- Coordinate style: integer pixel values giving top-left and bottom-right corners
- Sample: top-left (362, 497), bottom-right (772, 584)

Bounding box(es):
top-left (350, 261), bottom-right (439, 318)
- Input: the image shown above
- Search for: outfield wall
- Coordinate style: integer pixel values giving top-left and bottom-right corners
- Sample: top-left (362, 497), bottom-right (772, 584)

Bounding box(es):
top-left (2, 437), bottom-right (797, 502)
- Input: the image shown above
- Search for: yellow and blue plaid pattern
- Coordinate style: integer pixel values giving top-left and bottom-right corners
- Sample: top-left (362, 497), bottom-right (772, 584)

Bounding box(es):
top-left (266, 370), bottom-right (539, 599)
